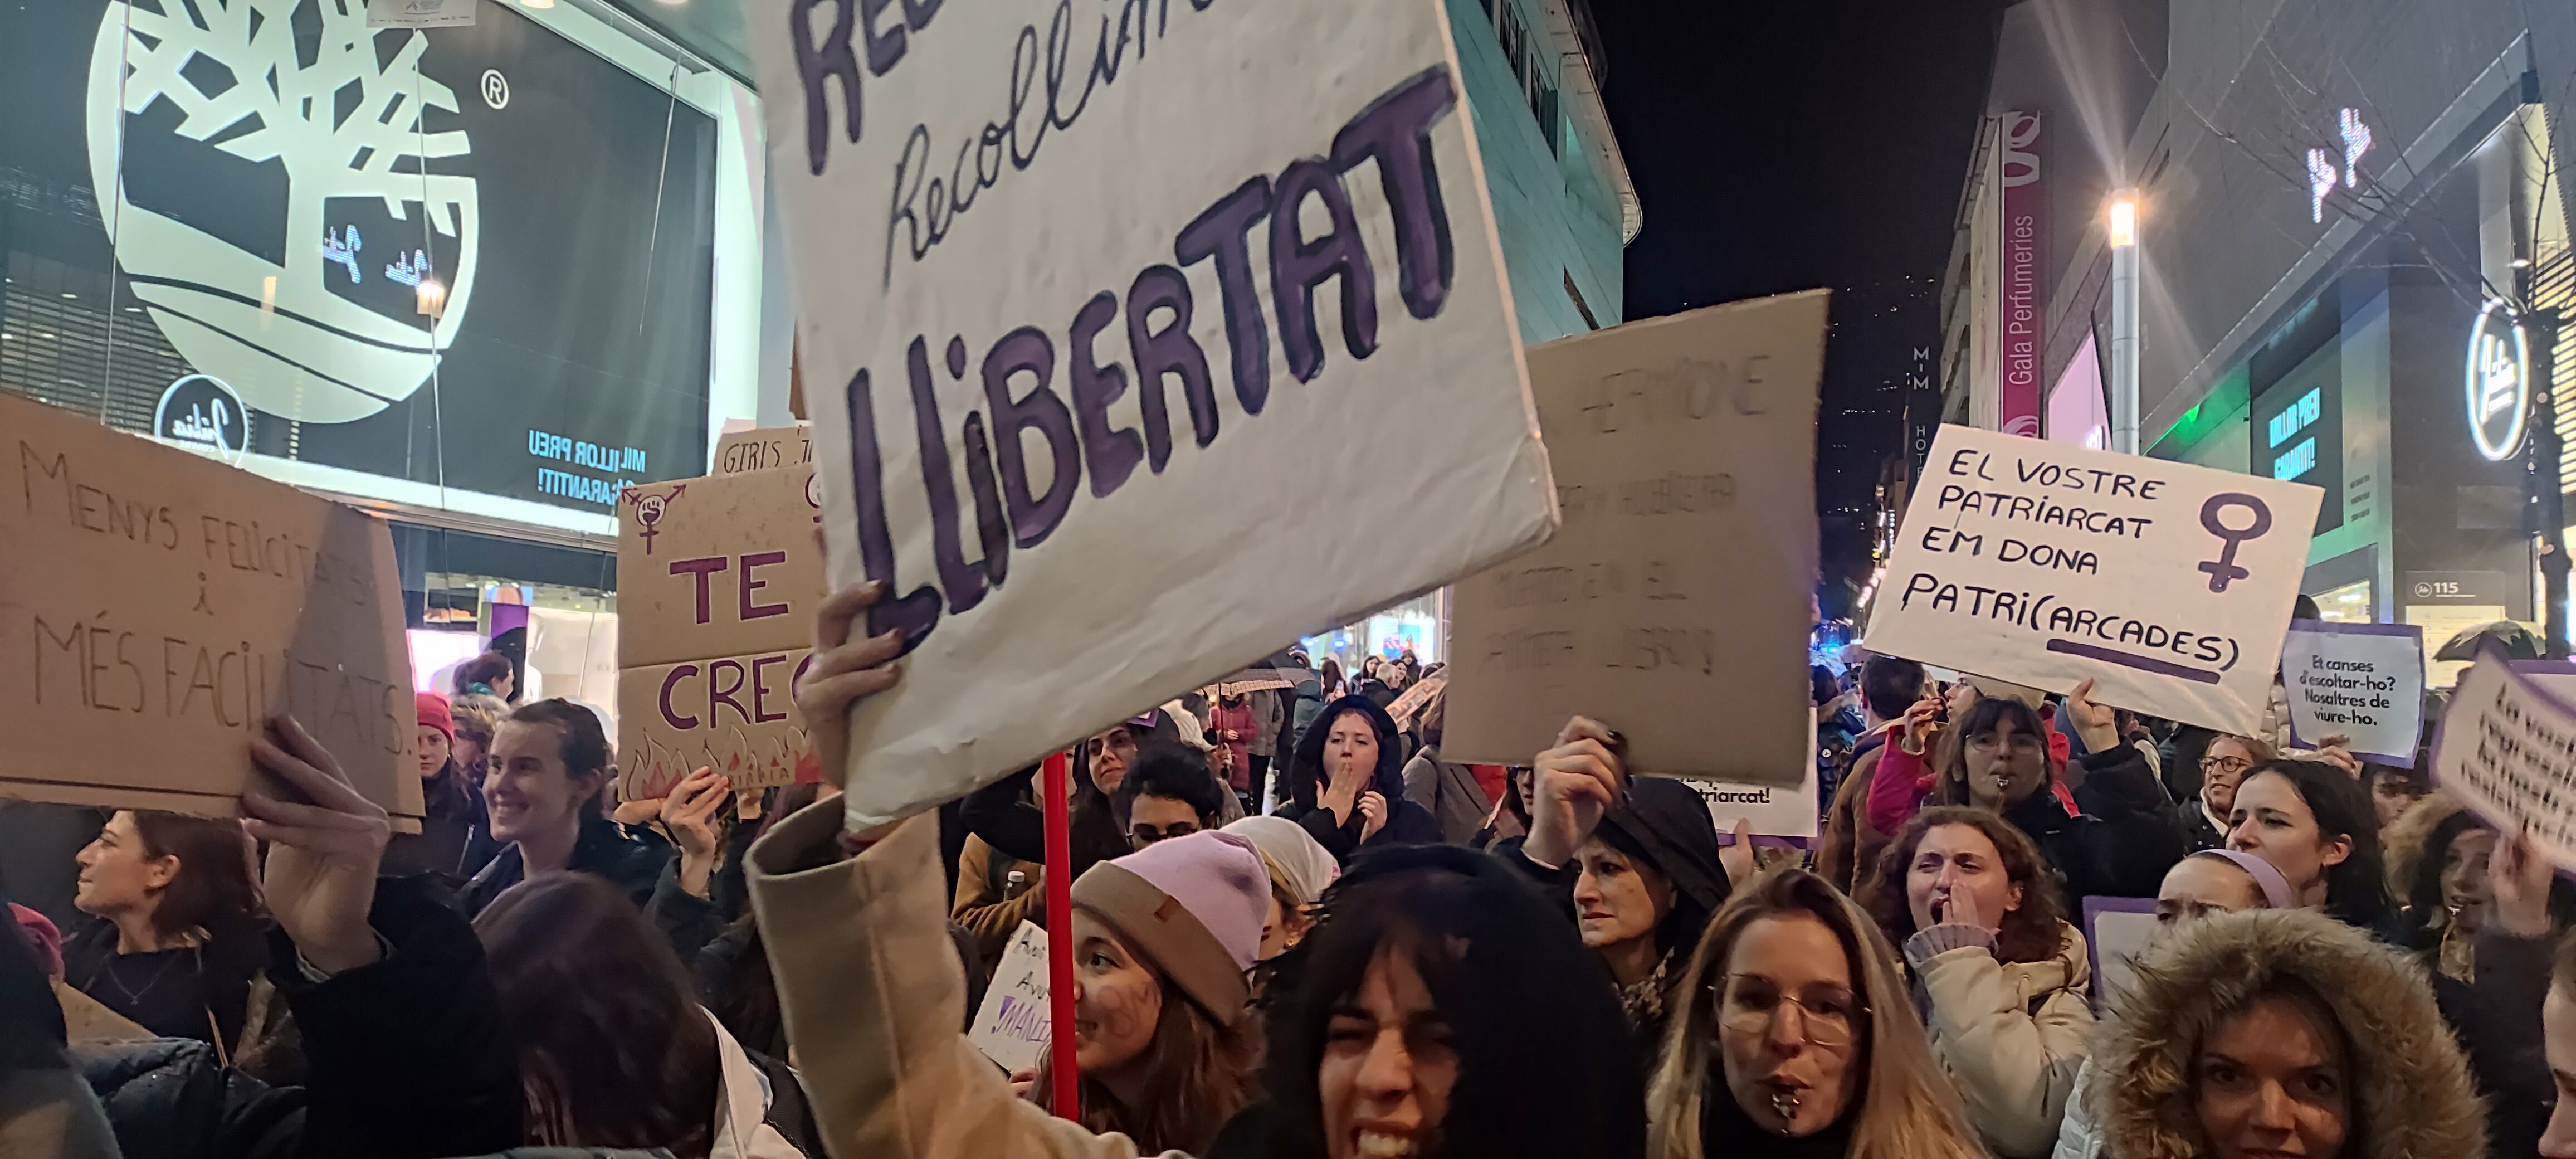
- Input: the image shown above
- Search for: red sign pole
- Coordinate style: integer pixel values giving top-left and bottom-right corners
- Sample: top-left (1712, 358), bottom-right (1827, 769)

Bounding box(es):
top-left (1041, 751), bottom-right (1080, 1118)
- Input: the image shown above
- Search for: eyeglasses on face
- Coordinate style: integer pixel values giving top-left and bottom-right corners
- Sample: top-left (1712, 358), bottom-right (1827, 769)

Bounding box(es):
top-left (2201, 754), bottom-right (2253, 776)
top-left (1712, 975), bottom-right (1865, 1048)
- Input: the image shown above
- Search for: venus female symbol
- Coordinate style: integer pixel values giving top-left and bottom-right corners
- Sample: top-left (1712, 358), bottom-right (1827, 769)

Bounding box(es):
top-left (2196, 493), bottom-right (2273, 593)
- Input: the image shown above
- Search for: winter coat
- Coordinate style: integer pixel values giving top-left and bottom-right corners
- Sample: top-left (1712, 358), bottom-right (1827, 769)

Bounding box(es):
top-left (1816, 731), bottom-right (1892, 895)
top-left (957, 765), bottom-right (1133, 883)
top-left (700, 1009), bottom-right (824, 1159)
top-left (1277, 695), bottom-right (1441, 863)
top-left (460, 817), bottom-right (673, 917)
top-left (745, 807), bottom-right (1199, 1159)
top-left (2086, 907), bottom-right (2485, 1159)
top-left (386, 764), bottom-right (489, 879)
top-left (2177, 798), bottom-right (2228, 853)
top-left (951, 835), bottom-right (1044, 968)
top-left (1905, 922), bottom-right (2093, 1158)
top-left (1206, 699), bottom-right (1256, 792)
top-left (73, 875), bottom-right (523, 1159)
top-left (1246, 690), bottom-right (1285, 759)
top-left (1399, 744), bottom-right (1494, 846)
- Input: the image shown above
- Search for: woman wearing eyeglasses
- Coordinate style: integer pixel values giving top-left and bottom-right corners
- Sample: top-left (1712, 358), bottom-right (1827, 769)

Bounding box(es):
top-left (1644, 866), bottom-right (1987, 1159)
top-left (2182, 735), bottom-right (2273, 852)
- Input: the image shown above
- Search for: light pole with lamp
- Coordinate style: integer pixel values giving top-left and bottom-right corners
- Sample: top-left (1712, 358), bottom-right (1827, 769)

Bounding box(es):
top-left (2106, 189), bottom-right (2141, 455)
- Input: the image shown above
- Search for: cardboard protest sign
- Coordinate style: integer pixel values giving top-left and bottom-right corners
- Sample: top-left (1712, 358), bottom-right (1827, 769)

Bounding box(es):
top-left (2280, 621), bottom-right (2424, 765)
top-left (711, 426), bottom-right (813, 476)
top-left (0, 392), bottom-right (421, 828)
top-left (615, 466), bottom-right (826, 800)
top-left (2430, 650), bottom-right (2576, 869)
top-left (967, 923), bottom-right (1051, 1075)
top-left (1443, 293), bottom-right (1826, 785)
top-left (750, 0), bottom-right (1557, 824)
top-left (2082, 897), bottom-right (2159, 1014)
top-left (1863, 425), bottom-right (2323, 736)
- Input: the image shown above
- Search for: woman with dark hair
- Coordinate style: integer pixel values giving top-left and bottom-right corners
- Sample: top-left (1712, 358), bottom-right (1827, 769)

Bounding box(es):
top-left (1867, 682), bottom-right (2182, 907)
top-left (1279, 696), bottom-right (1440, 864)
top-left (461, 698), bottom-right (671, 916)
top-left (1863, 807), bottom-right (2091, 1157)
top-left (1561, 777), bottom-right (1729, 1065)
top-left (742, 581), bottom-right (1646, 1159)
top-left (2090, 907), bottom-right (2485, 1159)
top-left (1646, 866), bottom-right (1988, 1159)
top-left (63, 810), bottom-right (266, 1046)
top-left (2224, 758), bottom-right (2393, 931)
top-left (476, 871), bottom-right (821, 1157)
top-left (1318, 658), bottom-right (1347, 704)
top-left (453, 651), bottom-right (516, 702)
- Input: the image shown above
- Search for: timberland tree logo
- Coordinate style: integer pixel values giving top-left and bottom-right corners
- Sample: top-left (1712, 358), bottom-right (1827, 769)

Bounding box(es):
top-left (86, 0), bottom-right (479, 425)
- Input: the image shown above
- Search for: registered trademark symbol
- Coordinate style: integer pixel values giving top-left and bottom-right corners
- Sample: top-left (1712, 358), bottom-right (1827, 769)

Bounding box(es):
top-left (481, 69), bottom-right (510, 110)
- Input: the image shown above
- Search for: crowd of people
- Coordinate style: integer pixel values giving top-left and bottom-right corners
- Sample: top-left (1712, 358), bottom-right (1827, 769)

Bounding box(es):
top-left (4, 590), bottom-right (2575, 1159)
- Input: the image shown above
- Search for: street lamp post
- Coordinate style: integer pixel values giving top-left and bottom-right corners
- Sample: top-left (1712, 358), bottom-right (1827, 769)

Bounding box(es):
top-left (2107, 189), bottom-right (2140, 455)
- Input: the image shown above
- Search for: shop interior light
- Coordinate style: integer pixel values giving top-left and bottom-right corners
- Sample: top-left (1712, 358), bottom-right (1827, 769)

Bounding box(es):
top-left (519, 0), bottom-right (554, 7)
top-left (2106, 191), bottom-right (2139, 249)
top-left (416, 277), bottom-right (448, 319)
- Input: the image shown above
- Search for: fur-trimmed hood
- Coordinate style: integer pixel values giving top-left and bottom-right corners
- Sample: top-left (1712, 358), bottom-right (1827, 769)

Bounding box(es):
top-left (2090, 907), bottom-right (2484, 1159)
top-left (2380, 789), bottom-right (2469, 902)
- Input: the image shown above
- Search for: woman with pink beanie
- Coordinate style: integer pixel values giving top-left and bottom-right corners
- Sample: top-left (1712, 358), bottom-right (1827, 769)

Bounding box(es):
top-left (1030, 830), bottom-right (1271, 1153)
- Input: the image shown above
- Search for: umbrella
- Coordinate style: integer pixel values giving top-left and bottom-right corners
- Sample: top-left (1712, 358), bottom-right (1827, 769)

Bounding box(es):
top-left (1212, 664), bottom-right (1310, 697)
top-left (2433, 620), bottom-right (2545, 663)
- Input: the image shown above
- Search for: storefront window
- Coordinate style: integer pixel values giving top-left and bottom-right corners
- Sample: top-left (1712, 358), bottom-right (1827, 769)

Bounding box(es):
top-left (0, 2), bottom-right (761, 537)
top-left (2311, 580), bottom-right (2373, 622)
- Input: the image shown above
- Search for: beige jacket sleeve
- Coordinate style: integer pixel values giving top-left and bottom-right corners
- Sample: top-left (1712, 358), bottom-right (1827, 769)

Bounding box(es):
top-left (953, 837), bottom-right (1047, 947)
top-left (745, 803), bottom-right (1187, 1159)
top-left (1911, 925), bottom-right (2096, 1159)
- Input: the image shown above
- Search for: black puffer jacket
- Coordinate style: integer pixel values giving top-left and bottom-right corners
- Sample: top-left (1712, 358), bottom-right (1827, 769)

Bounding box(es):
top-left (1276, 695), bottom-right (1440, 863)
top-left (2007, 742), bottom-right (2183, 906)
top-left (74, 876), bottom-right (521, 1159)
top-left (461, 817), bottom-right (671, 917)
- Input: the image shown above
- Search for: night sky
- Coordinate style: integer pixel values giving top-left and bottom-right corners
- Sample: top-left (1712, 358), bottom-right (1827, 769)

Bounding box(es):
top-left (1591, 0), bottom-right (2007, 597)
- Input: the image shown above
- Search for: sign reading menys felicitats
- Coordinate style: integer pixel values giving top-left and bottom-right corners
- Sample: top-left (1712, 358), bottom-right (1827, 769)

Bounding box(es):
top-left (1863, 424), bottom-right (2322, 735)
top-left (750, 0), bottom-right (1557, 824)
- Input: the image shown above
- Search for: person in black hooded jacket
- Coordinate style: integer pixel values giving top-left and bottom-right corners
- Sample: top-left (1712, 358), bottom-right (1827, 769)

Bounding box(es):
top-left (1277, 695), bottom-right (1440, 864)
top-left (27, 717), bottom-right (523, 1159)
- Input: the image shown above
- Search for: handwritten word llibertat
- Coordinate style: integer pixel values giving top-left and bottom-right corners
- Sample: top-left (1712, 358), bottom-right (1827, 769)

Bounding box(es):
top-left (840, 67), bottom-right (1463, 657)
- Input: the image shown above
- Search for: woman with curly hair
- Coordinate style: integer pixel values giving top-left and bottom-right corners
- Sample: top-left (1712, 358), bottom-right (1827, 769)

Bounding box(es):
top-left (1862, 806), bottom-right (2091, 1157)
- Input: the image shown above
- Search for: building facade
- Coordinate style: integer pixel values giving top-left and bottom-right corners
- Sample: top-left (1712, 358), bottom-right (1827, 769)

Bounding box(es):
top-left (1940, 0), bottom-right (2576, 675)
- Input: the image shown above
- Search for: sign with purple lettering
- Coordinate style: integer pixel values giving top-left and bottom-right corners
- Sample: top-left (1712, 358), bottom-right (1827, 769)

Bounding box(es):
top-left (1862, 424), bottom-right (2322, 735)
top-left (752, 0), bottom-right (1555, 822)
top-left (614, 466), bottom-right (827, 800)
top-left (967, 922), bottom-right (1051, 1075)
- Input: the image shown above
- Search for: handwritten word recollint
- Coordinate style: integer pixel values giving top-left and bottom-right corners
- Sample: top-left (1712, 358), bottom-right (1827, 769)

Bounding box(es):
top-left (830, 67), bottom-right (1466, 655)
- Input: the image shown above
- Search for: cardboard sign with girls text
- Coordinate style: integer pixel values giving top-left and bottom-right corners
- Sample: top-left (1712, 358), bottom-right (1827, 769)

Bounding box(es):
top-left (0, 392), bottom-right (421, 829)
top-left (616, 466), bottom-right (826, 798)
top-left (749, 0), bottom-right (1556, 825)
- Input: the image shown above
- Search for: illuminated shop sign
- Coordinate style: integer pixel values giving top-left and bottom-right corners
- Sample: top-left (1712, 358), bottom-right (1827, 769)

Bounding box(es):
top-left (2306, 108), bottom-right (2374, 224)
top-left (2467, 300), bottom-right (2529, 462)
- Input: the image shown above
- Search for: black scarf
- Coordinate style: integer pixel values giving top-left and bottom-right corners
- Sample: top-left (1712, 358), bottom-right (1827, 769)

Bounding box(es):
top-left (1701, 1070), bottom-right (1858, 1159)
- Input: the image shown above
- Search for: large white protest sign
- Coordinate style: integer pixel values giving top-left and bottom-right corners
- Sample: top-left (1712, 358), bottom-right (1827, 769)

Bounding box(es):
top-left (2431, 650), bottom-right (2576, 870)
top-left (967, 923), bottom-right (1051, 1075)
top-left (751, 0), bottom-right (1555, 824)
top-left (1862, 425), bottom-right (2321, 735)
top-left (2280, 620), bottom-right (2424, 766)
